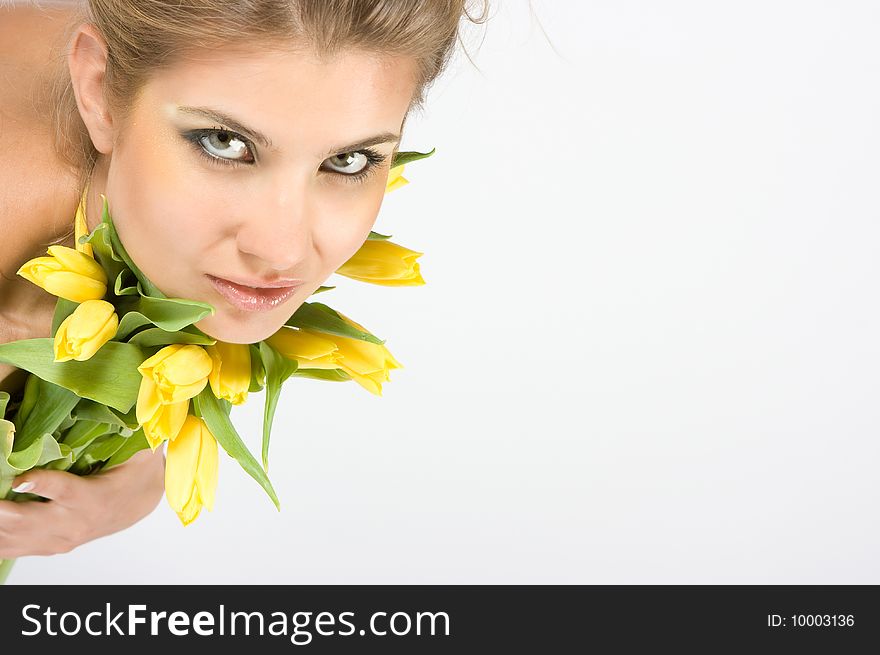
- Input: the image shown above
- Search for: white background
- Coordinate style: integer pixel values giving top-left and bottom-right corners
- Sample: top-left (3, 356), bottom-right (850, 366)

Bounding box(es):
top-left (13, 0), bottom-right (880, 584)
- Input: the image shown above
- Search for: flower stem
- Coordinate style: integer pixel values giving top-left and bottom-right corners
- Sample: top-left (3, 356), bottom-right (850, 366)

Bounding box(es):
top-left (0, 558), bottom-right (15, 585)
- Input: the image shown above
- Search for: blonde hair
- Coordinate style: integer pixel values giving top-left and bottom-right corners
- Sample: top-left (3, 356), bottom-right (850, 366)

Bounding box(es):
top-left (47, 0), bottom-right (490, 192)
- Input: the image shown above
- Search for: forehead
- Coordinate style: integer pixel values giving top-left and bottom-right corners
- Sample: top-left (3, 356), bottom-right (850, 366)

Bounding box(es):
top-left (139, 47), bottom-right (418, 151)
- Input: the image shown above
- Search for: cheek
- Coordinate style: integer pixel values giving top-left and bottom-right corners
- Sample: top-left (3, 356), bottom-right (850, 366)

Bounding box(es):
top-left (315, 183), bottom-right (386, 270)
top-left (105, 132), bottom-right (220, 292)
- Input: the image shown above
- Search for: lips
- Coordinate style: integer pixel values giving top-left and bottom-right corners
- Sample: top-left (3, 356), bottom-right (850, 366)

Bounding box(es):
top-left (206, 274), bottom-right (302, 312)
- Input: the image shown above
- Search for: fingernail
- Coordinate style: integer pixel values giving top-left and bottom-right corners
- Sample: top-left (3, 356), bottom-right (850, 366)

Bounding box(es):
top-left (12, 481), bottom-right (35, 493)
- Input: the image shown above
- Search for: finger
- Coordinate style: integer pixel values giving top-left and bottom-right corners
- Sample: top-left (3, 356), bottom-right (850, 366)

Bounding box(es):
top-left (0, 501), bottom-right (61, 558)
top-left (11, 469), bottom-right (87, 507)
top-left (99, 446), bottom-right (165, 479)
top-left (0, 499), bottom-right (26, 528)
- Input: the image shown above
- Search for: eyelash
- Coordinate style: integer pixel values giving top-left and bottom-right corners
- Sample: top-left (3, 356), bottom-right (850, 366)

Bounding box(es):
top-left (182, 127), bottom-right (388, 184)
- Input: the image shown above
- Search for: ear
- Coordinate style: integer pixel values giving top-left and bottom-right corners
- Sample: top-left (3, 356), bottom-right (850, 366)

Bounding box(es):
top-left (67, 23), bottom-right (114, 154)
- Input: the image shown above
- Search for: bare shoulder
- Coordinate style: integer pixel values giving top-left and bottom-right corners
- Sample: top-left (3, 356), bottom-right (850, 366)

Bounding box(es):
top-left (0, 3), bottom-right (80, 92)
top-left (0, 3), bottom-right (81, 267)
top-left (0, 4), bottom-right (83, 394)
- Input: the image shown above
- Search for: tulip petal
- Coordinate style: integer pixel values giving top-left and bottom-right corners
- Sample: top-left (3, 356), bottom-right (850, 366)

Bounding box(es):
top-left (165, 415), bottom-right (201, 511)
top-left (46, 245), bottom-right (106, 281)
top-left (42, 272), bottom-right (107, 303)
top-left (157, 345), bottom-right (213, 387)
top-left (17, 256), bottom-right (61, 283)
top-left (196, 426), bottom-right (218, 512)
top-left (335, 240), bottom-right (425, 286)
top-left (136, 376), bottom-right (161, 427)
top-left (265, 328), bottom-right (341, 370)
top-left (177, 488), bottom-right (202, 526)
top-left (207, 342), bottom-right (250, 405)
top-left (385, 165), bottom-right (408, 193)
top-left (144, 399), bottom-right (188, 449)
top-left (138, 344), bottom-right (185, 374)
top-left (342, 368), bottom-right (384, 396)
top-left (73, 312), bottom-right (119, 361)
top-left (52, 323), bottom-right (74, 363)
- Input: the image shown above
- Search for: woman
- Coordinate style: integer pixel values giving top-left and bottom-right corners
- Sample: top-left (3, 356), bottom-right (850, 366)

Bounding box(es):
top-left (0, 0), bottom-right (488, 560)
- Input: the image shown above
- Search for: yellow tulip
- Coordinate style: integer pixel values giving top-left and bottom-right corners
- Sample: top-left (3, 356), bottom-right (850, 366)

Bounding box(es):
top-left (331, 338), bottom-right (401, 396)
top-left (138, 394), bottom-right (189, 451)
top-left (137, 344), bottom-right (213, 405)
top-left (16, 245), bottom-right (107, 303)
top-left (386, 164), bottom-right (408, 193)
top-left (136, 344), bottom-right (213, 448)
top-left (74, 185), bottom-right (94, 258)
top-left (206, 341), bottom-right (251, 405)
top-left (305, 312), bottom-right (402, 396)
top-left (335, 239), bottom-right (425, 286)
top-left (53, 299), bottom-right (118, 362)
top-left (264, 327), bottom-right (342, 370)
top-left (165, 414), bottom-right (218, 526)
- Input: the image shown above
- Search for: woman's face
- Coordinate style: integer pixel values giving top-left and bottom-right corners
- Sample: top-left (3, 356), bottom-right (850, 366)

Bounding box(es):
top-left (100, 46), bottom-right (419, 343)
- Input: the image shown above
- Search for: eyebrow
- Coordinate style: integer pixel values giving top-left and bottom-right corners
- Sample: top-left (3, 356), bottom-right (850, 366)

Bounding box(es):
top-left (176, 105), bottom-right (400, 155)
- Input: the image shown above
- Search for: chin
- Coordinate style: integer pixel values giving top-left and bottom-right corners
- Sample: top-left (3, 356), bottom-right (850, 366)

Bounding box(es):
top-left (194, 313), bottom-right (283, 345)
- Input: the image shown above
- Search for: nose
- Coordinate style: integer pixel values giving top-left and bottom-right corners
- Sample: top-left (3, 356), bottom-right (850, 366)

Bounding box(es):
top-left (235, 177), bottom-right (314, 272)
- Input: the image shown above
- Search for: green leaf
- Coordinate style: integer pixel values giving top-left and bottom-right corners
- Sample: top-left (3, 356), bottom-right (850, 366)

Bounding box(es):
top-left (81, 221), bottom-right (128, 299)
top-left (102, 429), bottom-right (151, 470)
top-left (286, 302), bottom-right (384, 345)
top-left (193, 388), bottom-right (280, 510)
top-left (391, 148), bottom-right (436, 168)
top-left (367, 231), bottom-right (393, 241)
top-left (44, 443), bottom-right (75, 471)
top-left (128, 327), bottom-right (217, 349)
top-left (61, 420), bottom-right (113, 455)
top-left (1, 426), bottom-right (69, 498)
top-left (258, 341), bottom-right (298, 473)
top-left (98, 196), bottom-right (165, 299)
top-left (72, 399), bottom-right (134, 434)
top-left (248, 343), bottom-right (266, 393)
top-left (291, 368), bottom-right (352, 383)
top-left (310, 285), bottom-right (336, 295)
top-left (14, 373), bottom-right (41, 428)
top-left (13, 377), bottom-right (80, 452)
top-left (78, 433), bottom-right (127, 463)
top-left (54, 411), bottom-right (77, 435)
top-left (0, 339), bottom-right (145, 413)
top-left (115, 295), bottom-right (214, 334)
top-left (114, 312), bottom-right (155, 341)
top-left (112, 267), bottom-right (141, 297)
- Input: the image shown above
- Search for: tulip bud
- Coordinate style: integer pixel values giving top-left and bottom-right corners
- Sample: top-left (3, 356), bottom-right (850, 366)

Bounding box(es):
top-left (206, 341), bottom-right (251, 405)
top-left (53, 299), bottom-right (118, 362)
top-left (332, 313), bottom-right (401, 395)
top-left (264, 328), bottom-right (341, 370)
top-left (298, 312), bottom-right (402, 396)
top-left (165, 414), bottom-right (219, 526)
top-left (335, 239), bottom-right (425, 286)
top-left (136, 344), bottom-right (213, 448)
top-left (137, 344), bottom-right (213, 405)
top-left (386, 164), bottom-right (408, 193)
top-left (138, 392), bottom-right (189, 451)
top-left (16, 245), bottom-right (107, 303)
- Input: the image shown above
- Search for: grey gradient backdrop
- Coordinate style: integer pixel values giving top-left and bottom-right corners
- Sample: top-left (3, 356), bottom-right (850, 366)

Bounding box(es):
top-left (10, 0), bottom-right (880, 584)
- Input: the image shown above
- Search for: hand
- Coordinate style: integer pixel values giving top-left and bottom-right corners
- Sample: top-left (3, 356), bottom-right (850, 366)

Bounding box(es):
top-left (0, 446), bottom-right (166, 558)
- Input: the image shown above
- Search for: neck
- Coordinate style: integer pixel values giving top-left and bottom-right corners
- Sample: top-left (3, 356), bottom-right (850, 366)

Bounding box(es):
top-left (0, 157), bottom-right (109, 320)
top-left (42, 156), bottom-right (109, 251)
top-left (81, 156), bottom-right (110, 242)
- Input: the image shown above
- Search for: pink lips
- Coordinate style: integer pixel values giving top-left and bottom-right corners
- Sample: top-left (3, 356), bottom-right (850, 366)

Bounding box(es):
top-left (207, 274), bottom-right (302, 312)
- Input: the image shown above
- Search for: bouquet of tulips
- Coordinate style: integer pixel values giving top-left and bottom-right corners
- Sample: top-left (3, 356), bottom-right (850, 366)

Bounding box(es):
top-left (0, 148), bottom-right (434, 583)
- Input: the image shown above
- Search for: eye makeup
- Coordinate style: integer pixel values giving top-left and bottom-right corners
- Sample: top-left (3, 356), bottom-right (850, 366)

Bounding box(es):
top-left (178, 126), bottom-right (390, 184)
